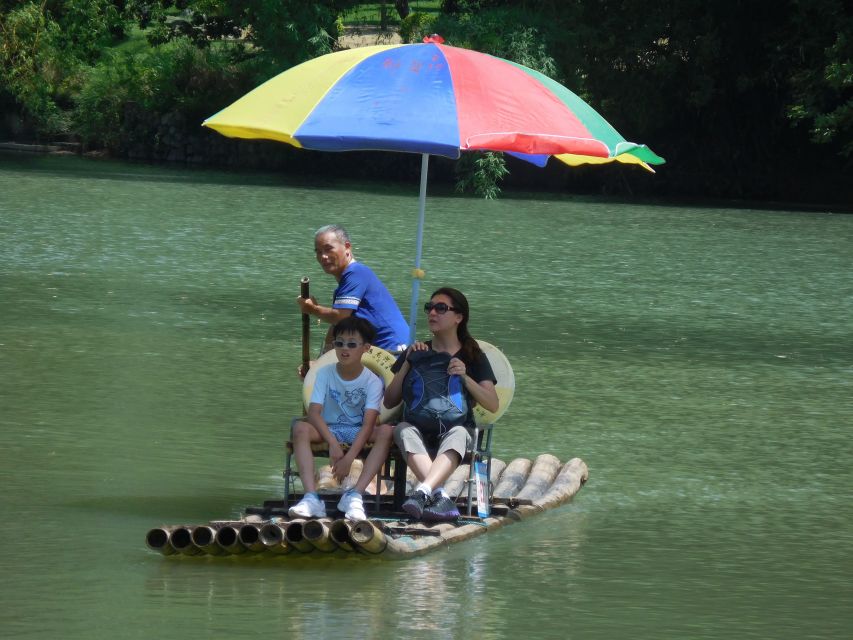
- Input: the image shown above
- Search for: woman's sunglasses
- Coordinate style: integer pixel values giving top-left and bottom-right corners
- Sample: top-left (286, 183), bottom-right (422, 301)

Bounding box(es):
top-left (424, 302), bottom-right (459, 315)
top-left (333, 340), bottom-right (363, 349)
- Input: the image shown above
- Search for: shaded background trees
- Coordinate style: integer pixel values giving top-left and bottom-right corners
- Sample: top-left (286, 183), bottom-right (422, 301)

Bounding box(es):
top-left (1, 0), bottom-right (850, 203)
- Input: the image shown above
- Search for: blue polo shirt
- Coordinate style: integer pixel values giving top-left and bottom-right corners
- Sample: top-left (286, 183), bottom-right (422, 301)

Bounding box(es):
top-left (333, 261), bottom-right (409, 352)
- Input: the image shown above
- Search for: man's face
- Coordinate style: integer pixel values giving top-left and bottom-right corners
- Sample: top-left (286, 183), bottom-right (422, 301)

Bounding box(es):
top-left (314, 232), bottom-right (350, 278)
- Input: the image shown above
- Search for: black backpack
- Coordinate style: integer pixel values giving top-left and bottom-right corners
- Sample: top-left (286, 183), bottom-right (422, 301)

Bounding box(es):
top-left (403, 349), bottom-right (469, 435)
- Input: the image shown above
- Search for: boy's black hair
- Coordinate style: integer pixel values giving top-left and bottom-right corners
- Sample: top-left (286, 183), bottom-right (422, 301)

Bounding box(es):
top-left (332, 316), bottom-right (376, 344)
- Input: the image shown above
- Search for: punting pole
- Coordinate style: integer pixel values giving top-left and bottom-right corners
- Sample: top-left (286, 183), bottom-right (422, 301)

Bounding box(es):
top-left (300, 276), bottom-right (310, 373)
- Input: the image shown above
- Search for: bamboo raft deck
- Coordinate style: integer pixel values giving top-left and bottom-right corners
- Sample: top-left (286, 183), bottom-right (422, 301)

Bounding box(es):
top-left (145, 454), bottom-right (588, 560)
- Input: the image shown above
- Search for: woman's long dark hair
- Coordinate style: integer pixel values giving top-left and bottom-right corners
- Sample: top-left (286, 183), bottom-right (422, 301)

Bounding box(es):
top-left (431, 287), bottom-right (483, 362)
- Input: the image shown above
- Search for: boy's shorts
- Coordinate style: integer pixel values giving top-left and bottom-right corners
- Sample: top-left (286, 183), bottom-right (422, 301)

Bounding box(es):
top-left (329, 424), bottom-right (360, 445)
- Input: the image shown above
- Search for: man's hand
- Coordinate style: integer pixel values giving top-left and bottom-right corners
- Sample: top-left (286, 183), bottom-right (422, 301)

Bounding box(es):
top-left (297, 295), bottom-right (318, 314)
top-left (297, 360), bottom-right (317, 379)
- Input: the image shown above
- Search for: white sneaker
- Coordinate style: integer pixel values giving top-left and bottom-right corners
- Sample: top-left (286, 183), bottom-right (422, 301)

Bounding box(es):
top-left (288, 493), bottom-right (326, 519)
top-left (337, 489), bottom-right (366, 522)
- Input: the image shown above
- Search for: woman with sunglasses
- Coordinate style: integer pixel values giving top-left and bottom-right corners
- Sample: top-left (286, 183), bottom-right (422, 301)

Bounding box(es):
top-left (383, 287), bottom-right (499, 521)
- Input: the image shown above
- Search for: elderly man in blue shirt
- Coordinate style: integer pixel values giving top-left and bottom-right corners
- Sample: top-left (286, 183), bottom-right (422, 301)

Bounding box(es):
top-left (297, 224), bottom-right (409, 358)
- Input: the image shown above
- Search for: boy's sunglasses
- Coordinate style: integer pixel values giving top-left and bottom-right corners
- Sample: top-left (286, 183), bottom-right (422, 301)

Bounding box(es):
top-left (424, 302), bottom-right (459, 315)
top-left (333, 340), bottom-right (364, 349)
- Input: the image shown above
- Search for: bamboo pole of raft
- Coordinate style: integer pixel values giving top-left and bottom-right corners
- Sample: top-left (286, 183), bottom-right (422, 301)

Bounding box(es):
top-left (490, 459), bottom-right (508, 488)
top-left (532, 458), bottom-right (589, 510)
top-left (238, 523), bottom-right (267, 552)
top-left (215, 524), bottom-right (247, 554)
top-left (405, 467), bottom-right (418, 495)
top-left (350, 520), bottom-right (388, 554)
top-left (382, 522), bottom-right (459, 558)
top-left (329, 519), bottom-right (356, 552)
top-left (145, 455), bottom-right (591, 560)
top-left (146, 526), bottom-right (180, 555)
top-left (514, 454), bottom-right (561, 502)
top-left (302, 519), bottom-right (338, 552)
top-left (258, 523), bottom-right (292, 555)
top-left (316, 465), bottom-right (339, 490)
top-left (508, 458), bottom-right (590, 521)
top-left (170, 526), bottom-right (204, 555)
top-left (492, 457), bottom-right (533, 500)
top-left (284, 520), bottom-right (316, 553)
top-left (191, 525), bottom-right (227, 555)
top-left (443, 463), bottom-right (471, 499)
top-left (341, 459), bottom-right (363, 491)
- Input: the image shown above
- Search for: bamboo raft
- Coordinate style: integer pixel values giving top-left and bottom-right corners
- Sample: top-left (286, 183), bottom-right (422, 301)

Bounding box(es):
top-left (145, 454), bottom-right (588, 560)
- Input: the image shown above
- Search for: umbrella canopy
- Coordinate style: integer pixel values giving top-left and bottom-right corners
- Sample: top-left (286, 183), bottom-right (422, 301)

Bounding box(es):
top-left (203, 38), bottom-right (664, 339)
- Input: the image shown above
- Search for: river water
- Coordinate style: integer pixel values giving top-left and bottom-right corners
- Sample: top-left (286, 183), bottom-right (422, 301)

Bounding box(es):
top-left (1, 153), bottom-right (851, 639)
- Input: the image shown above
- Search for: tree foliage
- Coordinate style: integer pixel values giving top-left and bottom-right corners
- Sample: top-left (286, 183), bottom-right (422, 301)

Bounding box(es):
top-left (436, 0), bottom-right (852, 197)
top-left (1, 0), bottom-right (851, 201)
top-left (129, 0), bottom-right (359, 71)
top-left (0, 1), bottom-right (127, 135)
top-left (72, 36), bottom-right (257, 149)
top-left (786, 1), bottom-right (853, 157)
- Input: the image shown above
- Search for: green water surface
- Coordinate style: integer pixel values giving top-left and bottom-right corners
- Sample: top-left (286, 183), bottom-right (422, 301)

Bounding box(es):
top-left (1, 153), bottom-right (851, 639)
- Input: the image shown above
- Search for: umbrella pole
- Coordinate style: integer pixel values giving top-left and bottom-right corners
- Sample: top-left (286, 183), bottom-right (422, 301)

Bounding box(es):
top-left (408, 153), bottom-right (429, 344)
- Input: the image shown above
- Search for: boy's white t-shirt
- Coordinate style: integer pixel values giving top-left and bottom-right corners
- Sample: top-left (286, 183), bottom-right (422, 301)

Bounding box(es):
top-left (309, 364), bottom-right (384, 428)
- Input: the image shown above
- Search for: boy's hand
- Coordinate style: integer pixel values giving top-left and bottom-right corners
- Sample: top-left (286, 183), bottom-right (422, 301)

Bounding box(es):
top-left (332, 454), bottom-right (353, 482)
top-left (328, 442), bottom-right (344, 466)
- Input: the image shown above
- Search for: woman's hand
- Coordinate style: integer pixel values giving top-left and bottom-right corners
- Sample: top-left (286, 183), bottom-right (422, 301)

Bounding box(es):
top-left (448, 357), bottom-right (466, 377)
top-left (404, 341), bottom-right (429, 362)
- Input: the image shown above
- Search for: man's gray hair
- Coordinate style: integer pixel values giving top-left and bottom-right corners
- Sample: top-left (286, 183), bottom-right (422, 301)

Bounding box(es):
top-left (314, 224), bottom-right (351, 244)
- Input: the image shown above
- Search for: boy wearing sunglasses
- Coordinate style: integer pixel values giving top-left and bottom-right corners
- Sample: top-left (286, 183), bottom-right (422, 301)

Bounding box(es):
top-left (289, 316), bottom-right (393, 521)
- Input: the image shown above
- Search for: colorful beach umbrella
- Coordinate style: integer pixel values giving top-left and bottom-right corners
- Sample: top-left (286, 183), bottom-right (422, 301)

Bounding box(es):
top-left (203, 37), bottom-right (664, 340)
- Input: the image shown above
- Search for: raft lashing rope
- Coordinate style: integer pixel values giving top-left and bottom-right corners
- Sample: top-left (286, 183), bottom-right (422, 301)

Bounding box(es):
top-left (145, 455), bottom-right (589, 560)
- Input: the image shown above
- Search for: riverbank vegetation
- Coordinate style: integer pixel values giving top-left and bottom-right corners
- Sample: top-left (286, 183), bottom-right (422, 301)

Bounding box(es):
top-left (1, 1), bottom-right (850, 204)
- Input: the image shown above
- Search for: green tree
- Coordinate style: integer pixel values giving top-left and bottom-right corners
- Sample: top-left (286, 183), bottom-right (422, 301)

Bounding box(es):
top-left (130, 0), bottom-right (360, 72)
top-left (443, 0), bottom-right (851, 195)
top-left (1, 0), bottom-right (130, 136)
top-left (787, 1), bottom-right (853, 157)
